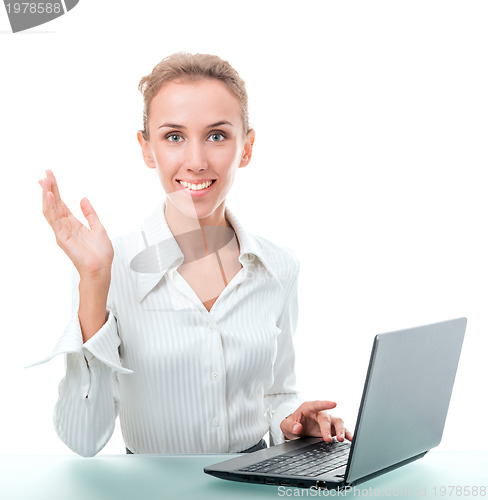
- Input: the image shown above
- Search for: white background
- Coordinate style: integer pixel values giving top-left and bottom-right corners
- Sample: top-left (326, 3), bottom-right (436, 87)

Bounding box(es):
top-left (1, 1), bottom-right (487, 455)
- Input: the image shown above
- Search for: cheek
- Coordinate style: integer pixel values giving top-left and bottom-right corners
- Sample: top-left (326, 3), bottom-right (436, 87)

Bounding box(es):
top-left (152, 153), bottom-right (177, 190)
top-left (154, 146), bottom-right (178, 164)
top-left (209, 145), bottom-right (243, 169)
top-left (152, 147), bottom-right (183, 175)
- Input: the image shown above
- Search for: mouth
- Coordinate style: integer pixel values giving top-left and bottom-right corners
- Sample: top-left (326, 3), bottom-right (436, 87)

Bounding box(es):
top-left (176, 179), bottom-right (217, 196)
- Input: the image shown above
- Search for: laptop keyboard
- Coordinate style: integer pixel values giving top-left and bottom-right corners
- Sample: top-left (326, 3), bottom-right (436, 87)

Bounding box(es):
top-left (238, 440), bottom-right (351, 477)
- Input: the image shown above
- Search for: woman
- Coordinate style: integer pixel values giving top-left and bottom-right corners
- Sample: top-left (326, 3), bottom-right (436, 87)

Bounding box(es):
top-left (34, 52), bottom-right (352, 457)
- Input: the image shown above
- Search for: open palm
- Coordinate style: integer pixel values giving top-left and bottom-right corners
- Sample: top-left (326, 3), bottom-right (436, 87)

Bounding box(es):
top-left (39, 170), bottom-right (114, 278)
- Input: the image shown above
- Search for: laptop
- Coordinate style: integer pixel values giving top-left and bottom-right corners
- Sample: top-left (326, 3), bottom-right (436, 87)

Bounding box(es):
top-left (204, 317), bottom-right (466, 490)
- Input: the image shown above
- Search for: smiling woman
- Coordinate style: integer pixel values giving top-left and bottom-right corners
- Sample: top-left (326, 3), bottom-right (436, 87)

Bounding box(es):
top-left (30, 52), bottom-right (351, 457)
top-left (136, 77), bottom-right (255, 225)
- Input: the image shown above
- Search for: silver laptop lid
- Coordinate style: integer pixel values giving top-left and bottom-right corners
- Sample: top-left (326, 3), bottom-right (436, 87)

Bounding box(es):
top-left (346, 318), bottom-right (466, 484)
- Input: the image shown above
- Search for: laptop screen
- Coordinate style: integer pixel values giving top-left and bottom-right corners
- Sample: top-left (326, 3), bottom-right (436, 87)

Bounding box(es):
top-left (345, 318), bottom-right (466, 484)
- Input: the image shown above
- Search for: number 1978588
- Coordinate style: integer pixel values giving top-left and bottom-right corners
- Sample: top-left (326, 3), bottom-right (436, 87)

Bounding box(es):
top-left (6, 3), bottom-right (62, 14)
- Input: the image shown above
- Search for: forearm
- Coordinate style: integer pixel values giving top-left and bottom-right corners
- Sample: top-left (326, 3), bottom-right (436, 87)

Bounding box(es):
top-left (78, 272), bottom-right (111, 344)
top-left (54, 352), bottom-right (120, 457)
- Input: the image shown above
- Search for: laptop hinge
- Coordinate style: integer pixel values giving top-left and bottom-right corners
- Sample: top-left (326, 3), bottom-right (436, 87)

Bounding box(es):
top-left (347, 450), bottom-right (429, 487)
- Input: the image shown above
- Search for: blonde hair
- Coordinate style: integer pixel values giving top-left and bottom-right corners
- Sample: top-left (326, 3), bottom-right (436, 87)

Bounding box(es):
top-left (138, 52), bottom-right (250, 141)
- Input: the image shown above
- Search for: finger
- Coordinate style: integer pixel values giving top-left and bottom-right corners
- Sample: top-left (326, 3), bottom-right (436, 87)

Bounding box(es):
top-left (46, 170), bottom-right (71, 218)
top-left (41, 176), bottom-right (54, 215)
top-left (316, 412), bottom-right (333, 443)
top-left (331, 417), bottom-right (346, 442)
top-left (45, 191), bottom-right (63, 236)
top-left (40, 178), bottom-right (54, 227)
top-left (302, 400), bottom-right (337, 417)
top-left (39, 179), bottom-right (48, 217)
top-left (311, 400), bottom-right (337, 412)
top-left (80, 197), bottom-right (102, 231)
top-left (345, 429), bottom-right (353, 442)
top-left (45, 170), bottom-right (62, 207)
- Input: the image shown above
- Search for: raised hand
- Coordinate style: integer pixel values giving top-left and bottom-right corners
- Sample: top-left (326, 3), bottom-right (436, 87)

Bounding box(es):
top-left (39, 170), bottom-right (114, 280)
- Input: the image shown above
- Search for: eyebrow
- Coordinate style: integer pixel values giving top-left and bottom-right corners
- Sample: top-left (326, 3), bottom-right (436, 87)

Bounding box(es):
top-left (158, 121), bottom-right (234, 129)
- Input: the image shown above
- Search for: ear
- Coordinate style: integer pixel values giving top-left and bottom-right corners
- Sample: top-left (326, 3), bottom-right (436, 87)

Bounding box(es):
top-left (239, 129), bottom-right (256, 168)
top-left (137, 130), bottom-right (156, 170)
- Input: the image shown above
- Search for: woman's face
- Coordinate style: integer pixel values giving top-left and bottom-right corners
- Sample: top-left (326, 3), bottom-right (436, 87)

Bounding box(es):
top-left (137, 78), bottom-right (255, 221)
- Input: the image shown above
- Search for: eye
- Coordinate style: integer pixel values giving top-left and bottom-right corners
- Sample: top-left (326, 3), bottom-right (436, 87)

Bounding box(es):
top-left (166, 133), bottom-right (183, 143)
top-left (208, 132), bottom-right (225, 142)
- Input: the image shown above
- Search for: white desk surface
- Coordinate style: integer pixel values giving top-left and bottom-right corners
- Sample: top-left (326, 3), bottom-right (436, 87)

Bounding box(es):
top-left (0, 450), bottom-right (486, 499)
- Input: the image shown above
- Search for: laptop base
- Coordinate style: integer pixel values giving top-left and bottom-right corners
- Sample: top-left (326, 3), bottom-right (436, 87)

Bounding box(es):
top-left (209, 450), bottom-right (428, 490)
top-left (207, 469), bottom-right (347, 490)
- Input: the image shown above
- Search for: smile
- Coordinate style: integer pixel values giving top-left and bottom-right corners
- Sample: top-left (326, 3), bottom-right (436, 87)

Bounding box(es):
top-left (177, 179), bottom-right (216, 191)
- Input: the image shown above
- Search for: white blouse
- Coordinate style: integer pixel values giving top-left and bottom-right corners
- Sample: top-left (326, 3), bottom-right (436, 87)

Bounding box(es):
top-left (27, 200), bottom-right (302, 457)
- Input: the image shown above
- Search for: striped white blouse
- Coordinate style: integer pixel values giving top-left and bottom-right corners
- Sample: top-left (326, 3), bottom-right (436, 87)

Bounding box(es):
top-left (27, 199), bottom-right (302, 457)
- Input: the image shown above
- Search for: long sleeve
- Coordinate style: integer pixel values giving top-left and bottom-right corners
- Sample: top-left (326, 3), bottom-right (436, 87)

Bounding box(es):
top-left (264, 267), bottom-right (302, 447)
top-left (26, 203), bottom-right (307, 455)
top-left (25, 263), bottom-right (133, 457)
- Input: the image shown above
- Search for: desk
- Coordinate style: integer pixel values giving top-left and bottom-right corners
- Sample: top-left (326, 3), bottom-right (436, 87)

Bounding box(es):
top-left (0, 451), bottom-right (486, 499)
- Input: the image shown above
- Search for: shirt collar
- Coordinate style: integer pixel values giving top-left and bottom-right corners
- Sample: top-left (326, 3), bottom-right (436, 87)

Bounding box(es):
top-left (125, 199), bottom-right (283, 303)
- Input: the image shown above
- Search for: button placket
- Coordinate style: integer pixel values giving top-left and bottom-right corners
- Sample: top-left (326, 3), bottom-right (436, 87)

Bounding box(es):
top-left (202, 265), bottom-right (247, 317)
top-left (205, 319), bottom-right (229, 451)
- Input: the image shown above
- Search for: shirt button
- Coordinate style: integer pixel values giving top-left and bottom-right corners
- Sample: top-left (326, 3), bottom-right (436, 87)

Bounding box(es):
top-left (209, 324), bottom-right (214, 331)
top-left (212, 371), bottom-right (219, 381)
top-left (213, 417), bottom-right (220, 427)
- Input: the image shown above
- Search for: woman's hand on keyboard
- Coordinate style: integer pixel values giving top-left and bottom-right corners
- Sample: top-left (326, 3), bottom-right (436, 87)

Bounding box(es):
top-left (280, 400), bottom-right (353, 444)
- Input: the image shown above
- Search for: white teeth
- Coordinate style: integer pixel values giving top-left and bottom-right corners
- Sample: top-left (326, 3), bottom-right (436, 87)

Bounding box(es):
top-left (179, 180), bottom-right (214, 191)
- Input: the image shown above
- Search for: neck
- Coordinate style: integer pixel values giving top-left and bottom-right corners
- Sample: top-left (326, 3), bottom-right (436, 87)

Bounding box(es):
top-left (164, 199), bottom-right (231, 233)
top-left (164, 199), bottom-right (235, 262)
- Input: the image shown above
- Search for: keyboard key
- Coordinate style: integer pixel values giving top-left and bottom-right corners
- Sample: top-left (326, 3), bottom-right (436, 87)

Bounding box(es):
top-left (238, 440), bottom-right (351, 476)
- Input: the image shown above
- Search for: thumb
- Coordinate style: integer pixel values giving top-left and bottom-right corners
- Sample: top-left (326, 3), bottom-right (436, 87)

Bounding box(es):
top-left (281, 418), bottom-right (303, 439)
top-left (80, 198), bottom-right (102, 231)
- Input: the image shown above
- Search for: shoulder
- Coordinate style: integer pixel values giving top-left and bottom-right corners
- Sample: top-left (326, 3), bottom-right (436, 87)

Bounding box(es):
top-left (226, 205), bottom-right (299, 286)
top-left (111, 233), bottom-right (129, 263)
top-left (253, 234), bottom-right (300, 272)
top-left (109, 229), bottom-right (142, 273)
top-left (251, 233), bottom-right (300, 288)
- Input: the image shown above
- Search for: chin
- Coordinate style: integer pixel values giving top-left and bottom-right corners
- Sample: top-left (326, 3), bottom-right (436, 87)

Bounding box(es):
top-left (166, 196), bottom-right (217, 220)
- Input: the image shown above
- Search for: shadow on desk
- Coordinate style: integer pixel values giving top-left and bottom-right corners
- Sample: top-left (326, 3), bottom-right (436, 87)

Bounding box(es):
top-left (0, 451), bottom-right (486, 500)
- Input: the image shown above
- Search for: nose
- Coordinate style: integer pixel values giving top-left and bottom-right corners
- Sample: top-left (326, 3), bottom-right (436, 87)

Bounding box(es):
top-left (184, 139), bottom-right (208, 172)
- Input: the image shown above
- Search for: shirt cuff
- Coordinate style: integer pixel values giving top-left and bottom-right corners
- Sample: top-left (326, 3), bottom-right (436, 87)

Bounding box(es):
top-left (265, 393), bottom-right (302, 446)
top-left (24, 309), bottom-right (133, 375)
